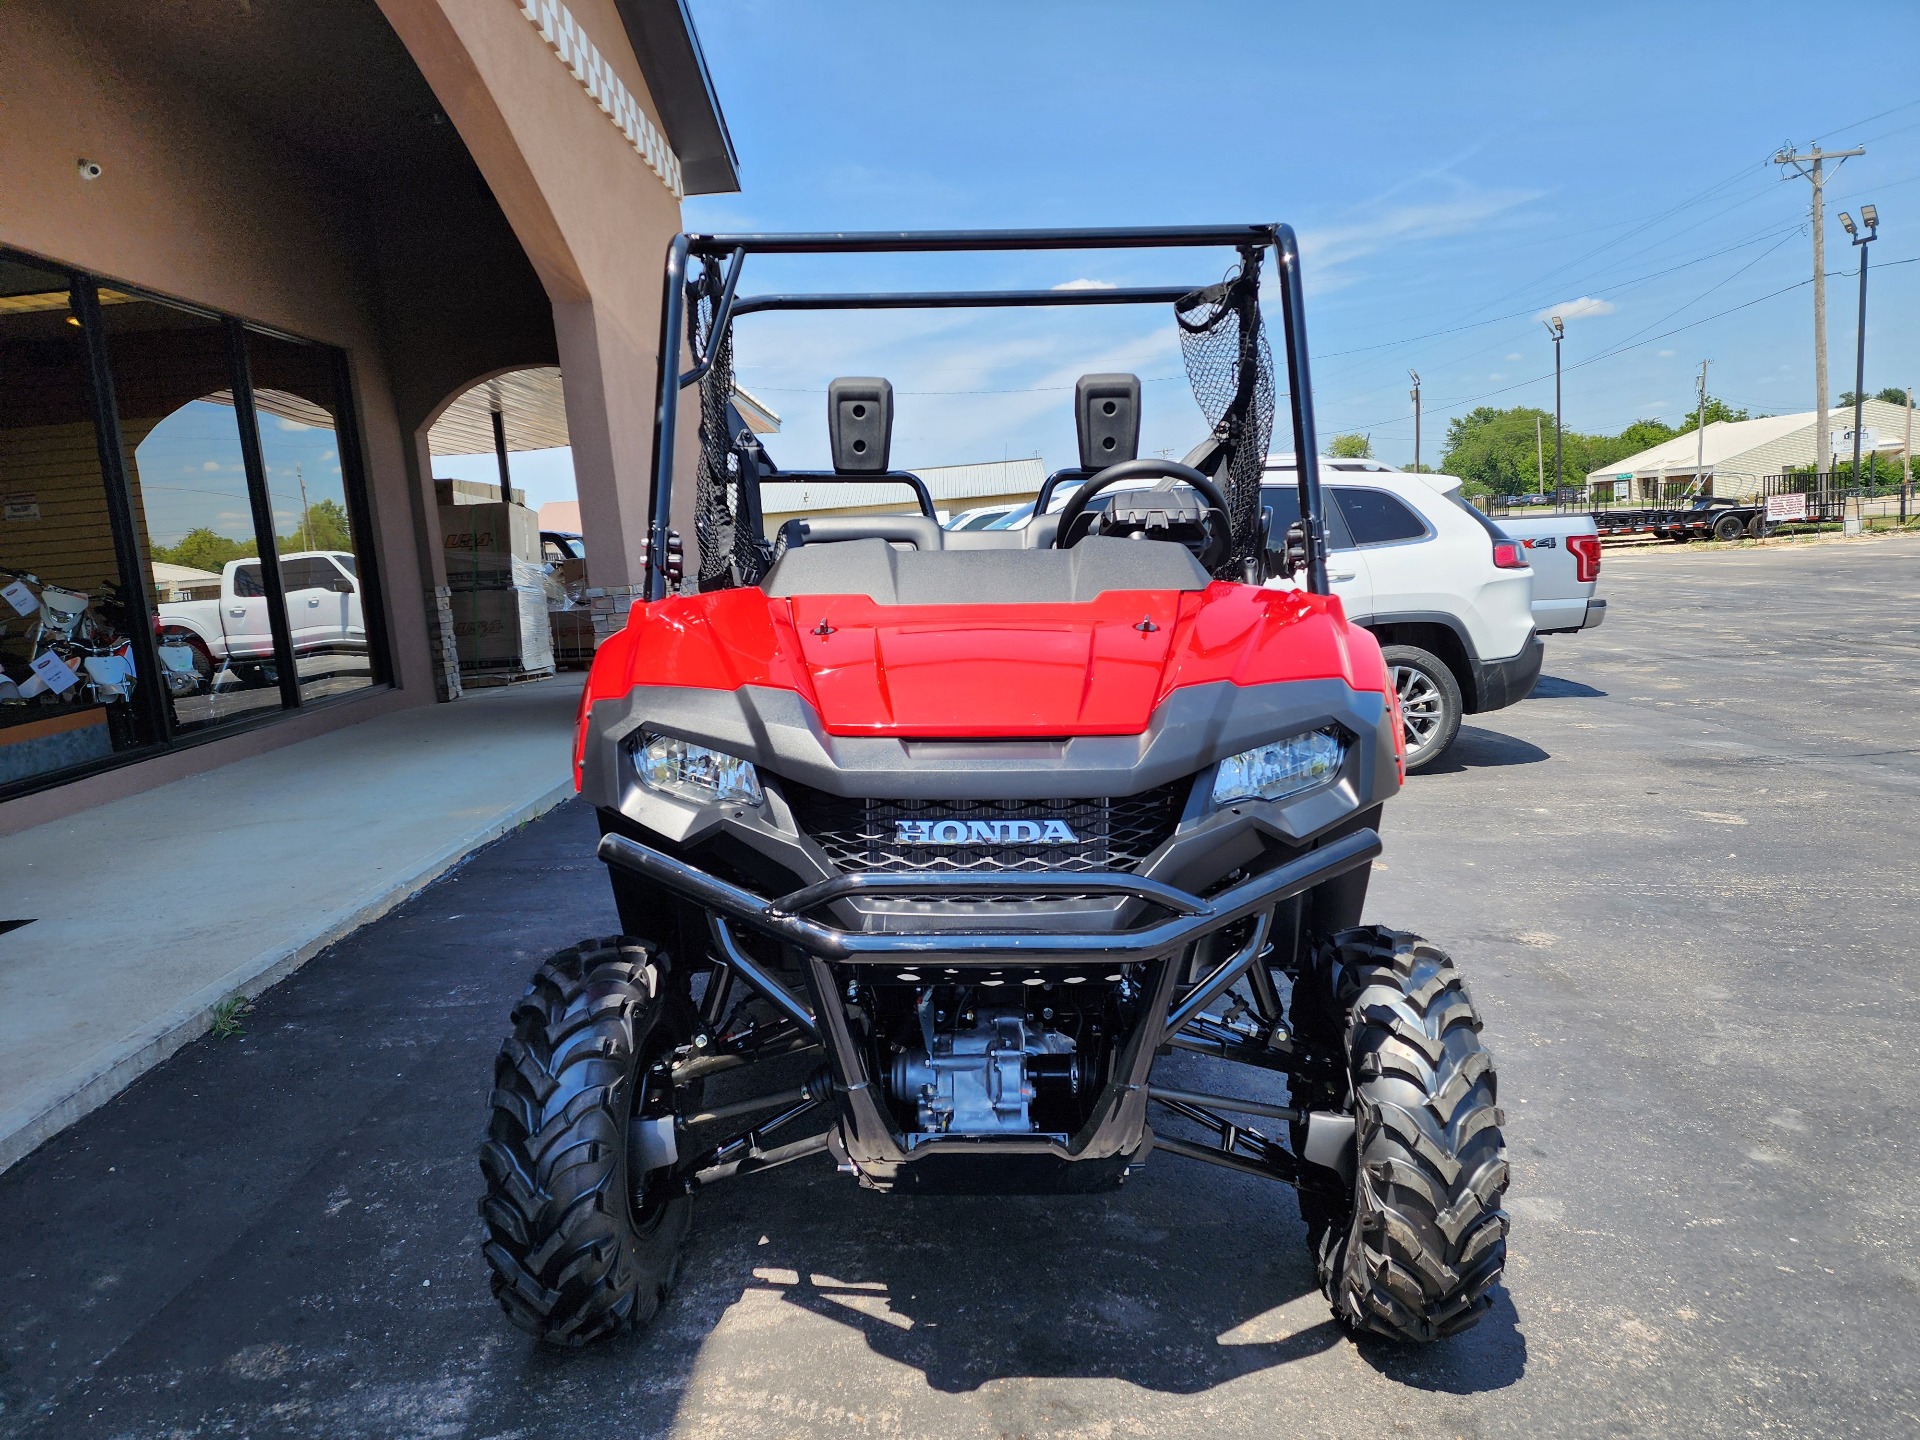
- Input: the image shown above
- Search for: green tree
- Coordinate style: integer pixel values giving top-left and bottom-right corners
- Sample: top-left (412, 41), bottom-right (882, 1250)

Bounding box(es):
top-left (1439, 407), bottom-right (1558, 494)
top-left (1687, 395), bottom-right (1749, 426)
top-left (1616, 419), bottom-right (1678, 452)
top-left (1875, 386), bottom-right (1910, 407)
top-left (152, 527), bottom-right (256, 572)
top-left (1328, 432), bottom-right (1372, 459)
top-left (277, 498), bottom-right (354, 554)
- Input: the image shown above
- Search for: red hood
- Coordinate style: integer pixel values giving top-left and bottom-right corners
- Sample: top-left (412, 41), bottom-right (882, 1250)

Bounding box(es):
top-left (586, 582), bottom-right (1384, 739)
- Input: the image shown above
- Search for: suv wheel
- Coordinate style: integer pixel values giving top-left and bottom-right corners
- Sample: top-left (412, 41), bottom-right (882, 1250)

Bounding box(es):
top-left (1380, 645), bottom-right (1462, 772)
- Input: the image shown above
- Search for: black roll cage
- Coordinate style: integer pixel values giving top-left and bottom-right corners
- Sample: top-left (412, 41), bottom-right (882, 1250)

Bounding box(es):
top-left (644, 224), bottom-right (1330, 601)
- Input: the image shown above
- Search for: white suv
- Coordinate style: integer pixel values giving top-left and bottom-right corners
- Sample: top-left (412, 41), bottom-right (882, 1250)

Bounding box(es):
top-left (1261, 458), bottom-right (1541, 770)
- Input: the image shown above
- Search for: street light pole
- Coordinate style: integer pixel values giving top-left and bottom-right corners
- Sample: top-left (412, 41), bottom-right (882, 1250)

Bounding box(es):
top-left (1544, 316), bottom-right (1564, 497)
top-left (1839, 205), bottom-right (1878, 490)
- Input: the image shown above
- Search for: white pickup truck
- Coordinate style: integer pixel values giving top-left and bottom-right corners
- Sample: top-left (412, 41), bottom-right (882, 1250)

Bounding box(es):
top-left (156, 550), bottom-right (365, 682)
top-left (1493, 512), bottom-right (1607, 635)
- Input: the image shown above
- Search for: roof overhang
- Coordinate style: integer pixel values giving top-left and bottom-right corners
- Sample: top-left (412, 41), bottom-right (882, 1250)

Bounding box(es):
top-left (614, 0), bottom-right (740, 195)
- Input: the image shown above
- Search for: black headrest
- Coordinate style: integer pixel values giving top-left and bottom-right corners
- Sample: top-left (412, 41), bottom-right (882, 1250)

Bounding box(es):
top-left (829, 377), bottom-right (893, 473)
top-left (1076, 373), bottom-right (1141, 470)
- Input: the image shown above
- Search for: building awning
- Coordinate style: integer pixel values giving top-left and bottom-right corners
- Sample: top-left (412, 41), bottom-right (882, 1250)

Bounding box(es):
top-left (427, 369), bottom-right (779, 457)
top-left (428, 370), bottom-right (570, 457)
top-left (615, 0), bottom-right (740, 195)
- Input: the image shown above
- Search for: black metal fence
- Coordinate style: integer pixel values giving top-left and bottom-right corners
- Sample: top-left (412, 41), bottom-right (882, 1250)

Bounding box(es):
top-left (1754, 472), bottom-right (1909, 523)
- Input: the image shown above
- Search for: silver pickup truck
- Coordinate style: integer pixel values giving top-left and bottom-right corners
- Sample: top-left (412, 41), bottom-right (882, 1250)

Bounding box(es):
top-left (1491, 512), bottom-right (1606, 635)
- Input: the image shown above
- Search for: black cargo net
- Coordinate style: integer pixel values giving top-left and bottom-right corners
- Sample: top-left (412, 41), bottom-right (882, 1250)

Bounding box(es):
top-left (1175, 251), bottom-right (1274, 579)
top-left (688, 275), bottom-right (766, 590)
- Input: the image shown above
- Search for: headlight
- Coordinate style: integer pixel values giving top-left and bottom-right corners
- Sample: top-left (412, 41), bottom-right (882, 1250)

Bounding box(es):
top-left (636, 733), bottom-right (763, 805)
top-left (1211, 730), bottom-right (1344, 806)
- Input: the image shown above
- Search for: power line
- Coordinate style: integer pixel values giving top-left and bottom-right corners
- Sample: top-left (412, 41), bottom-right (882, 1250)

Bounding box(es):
top-left (1310, 218), bottom-right (1806, 376)
top-left (1323, 255), bottom-right (1920, 435)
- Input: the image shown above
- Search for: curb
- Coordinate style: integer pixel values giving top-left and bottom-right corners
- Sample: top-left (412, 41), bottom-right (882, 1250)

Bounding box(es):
top-left (0, 777), bottom-right (575, 1176)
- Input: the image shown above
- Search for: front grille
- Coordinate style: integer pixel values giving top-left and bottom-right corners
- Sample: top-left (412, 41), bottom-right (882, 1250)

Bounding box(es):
top-left (783, 783), bottom-right (1188, 874)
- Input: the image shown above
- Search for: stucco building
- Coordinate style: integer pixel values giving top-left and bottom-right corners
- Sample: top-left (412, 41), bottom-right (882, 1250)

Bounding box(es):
top-left (0, 0), bottom-right (736, 833)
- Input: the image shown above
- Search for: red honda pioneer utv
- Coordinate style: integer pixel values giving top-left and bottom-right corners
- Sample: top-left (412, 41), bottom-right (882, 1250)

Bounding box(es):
top-left (479, 225), bottom-right (1509, 1349)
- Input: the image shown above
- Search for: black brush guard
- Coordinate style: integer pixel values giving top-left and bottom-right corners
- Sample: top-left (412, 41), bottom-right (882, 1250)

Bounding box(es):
top-left (598, 827), bottom-right (1379, 1190)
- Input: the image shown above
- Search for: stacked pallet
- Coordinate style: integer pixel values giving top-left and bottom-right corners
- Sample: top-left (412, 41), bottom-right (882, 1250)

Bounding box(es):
top-left (438, 500), bottom-right (555, 685)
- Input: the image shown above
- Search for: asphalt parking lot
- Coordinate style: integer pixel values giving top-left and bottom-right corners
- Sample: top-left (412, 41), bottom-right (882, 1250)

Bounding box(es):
top-left (2, 534), bottom-right (1917, 1440)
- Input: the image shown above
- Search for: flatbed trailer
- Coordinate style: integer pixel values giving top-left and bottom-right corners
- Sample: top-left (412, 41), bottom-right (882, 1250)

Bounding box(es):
top-left (1588, 499), bottom-right (1767, 542)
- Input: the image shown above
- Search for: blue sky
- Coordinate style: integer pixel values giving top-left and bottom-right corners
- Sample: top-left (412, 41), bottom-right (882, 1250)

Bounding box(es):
top-left (136, 398), bottom-right (347, 549)
top-left (447, 0), bottom-right (1920, 497)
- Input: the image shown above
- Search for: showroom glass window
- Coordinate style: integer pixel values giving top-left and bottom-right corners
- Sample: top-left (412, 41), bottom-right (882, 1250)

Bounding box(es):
top-left (244, 329), bottom-right (377, 706)
top-left (0, 258), bottom-right (156, 786)
top-left (98, 294), bottom-right (285, 732)
top-left (0, 247), bottom-right (385, 800)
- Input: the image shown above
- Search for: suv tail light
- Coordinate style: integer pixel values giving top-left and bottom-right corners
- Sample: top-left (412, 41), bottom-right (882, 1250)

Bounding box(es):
top-left (1568, 533), bottom-right (1602, 583)
top-left (1492, 538), bottom-right (1528, 570)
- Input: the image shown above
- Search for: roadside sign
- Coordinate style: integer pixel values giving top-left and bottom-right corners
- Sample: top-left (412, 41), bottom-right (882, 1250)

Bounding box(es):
top-left (1766, 492), bottom-right (1808, 522)
top-left (1612, 479), bottom-right (1629, 502)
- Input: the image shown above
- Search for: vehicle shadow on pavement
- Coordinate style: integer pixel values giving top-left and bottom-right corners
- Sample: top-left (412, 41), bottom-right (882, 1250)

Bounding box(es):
top-left (1421, 725), bottom-right (1550, 774)
top-left (639, 1104), bottom-right (1528, 1399)
top-left (1350, 1289), bottom-right (1527, 1393)
top-left (673, 1173), bottom-right (1347, 1396)
top-left (1530, 674), bottom-right (1607, 699)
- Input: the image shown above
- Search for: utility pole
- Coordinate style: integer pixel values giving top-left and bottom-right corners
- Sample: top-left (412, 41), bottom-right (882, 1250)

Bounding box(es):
top-left (295, 462), bottom-right (314, 551)
top-left (1543, 315), bottom-right (1565, 496)
top-left (1695, 360), bottom-right (1710, 495)
top-left (1775, 142), bottom-right (1864, 479)
top-left (1409, 370), bottom-right (1422, 472)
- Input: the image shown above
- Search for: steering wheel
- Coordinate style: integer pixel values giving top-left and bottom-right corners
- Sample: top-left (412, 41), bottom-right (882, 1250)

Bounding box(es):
top-left (1052, 458), bottom-right (1233, 572)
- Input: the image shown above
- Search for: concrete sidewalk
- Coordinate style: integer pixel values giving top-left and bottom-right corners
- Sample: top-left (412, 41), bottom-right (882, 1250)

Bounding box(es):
top-left (0, 675), bottom-right (582, 1173)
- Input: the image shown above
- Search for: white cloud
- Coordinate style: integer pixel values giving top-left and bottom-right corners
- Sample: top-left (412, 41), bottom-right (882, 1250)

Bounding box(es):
top-left (1657, 349), bottom-right (1676, 358)
top-left (201, 460), bottom-right (221, 472)
top-left (1536, 296), bottom-right (1616, 324)
top-left (1052, 278), bottom-right (1117, 292)
top-left (1505, 353), bottom-right (1523, 361)
top-left (1299, 184), bottom-right (1541, 295)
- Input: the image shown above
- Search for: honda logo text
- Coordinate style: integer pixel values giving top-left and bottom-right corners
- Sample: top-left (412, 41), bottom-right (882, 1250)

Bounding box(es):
top-left (895, 818), bottom-right (1079, 846)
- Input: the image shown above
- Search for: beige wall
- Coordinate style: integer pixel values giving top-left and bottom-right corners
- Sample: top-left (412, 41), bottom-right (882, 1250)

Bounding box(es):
top-left (376, 0), bottom-right (692, 594)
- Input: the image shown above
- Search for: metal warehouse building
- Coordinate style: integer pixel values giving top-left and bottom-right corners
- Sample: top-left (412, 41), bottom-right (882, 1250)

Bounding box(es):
top-left (1586, 399), bottom-right (1915, 502)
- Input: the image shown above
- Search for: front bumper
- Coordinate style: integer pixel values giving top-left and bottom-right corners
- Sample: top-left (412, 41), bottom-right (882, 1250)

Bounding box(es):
top-left (599, 827), bottom-right (1381, 1190)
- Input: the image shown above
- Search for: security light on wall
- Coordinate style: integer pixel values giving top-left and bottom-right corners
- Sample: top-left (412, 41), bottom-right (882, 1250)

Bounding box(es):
top-left (1839, 211), bottom-right (1857, 236)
